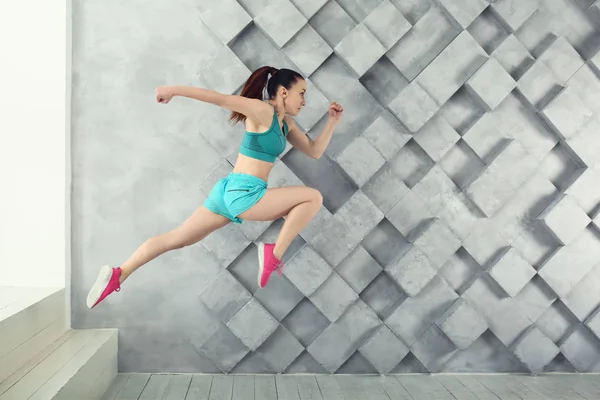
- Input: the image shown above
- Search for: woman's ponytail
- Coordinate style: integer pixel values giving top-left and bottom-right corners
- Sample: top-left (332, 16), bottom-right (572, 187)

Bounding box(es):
top-left (229, 65), bottom-right (278, 124)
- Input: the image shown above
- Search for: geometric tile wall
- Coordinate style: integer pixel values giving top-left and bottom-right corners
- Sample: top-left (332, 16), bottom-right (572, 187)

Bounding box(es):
top-left (72, 0), bottom-right (600, 374)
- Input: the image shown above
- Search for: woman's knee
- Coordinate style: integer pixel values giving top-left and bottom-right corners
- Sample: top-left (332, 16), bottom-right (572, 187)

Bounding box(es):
top-left (310, 188), bottom-right (323, 206)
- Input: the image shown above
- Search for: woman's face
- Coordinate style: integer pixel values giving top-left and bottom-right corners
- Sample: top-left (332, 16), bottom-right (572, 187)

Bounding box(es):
top-left (282, 79), bottom-right (307, 116)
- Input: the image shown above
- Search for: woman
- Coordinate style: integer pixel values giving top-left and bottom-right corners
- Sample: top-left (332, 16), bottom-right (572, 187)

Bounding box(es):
top-left (86, 66), bottom-right (343, 309)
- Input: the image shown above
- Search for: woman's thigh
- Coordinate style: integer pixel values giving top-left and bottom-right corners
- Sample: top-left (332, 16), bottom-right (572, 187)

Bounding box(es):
top-left (237, 186), bottom-right (322, 222)
top-left (168, 205), bottom-right (231, 247)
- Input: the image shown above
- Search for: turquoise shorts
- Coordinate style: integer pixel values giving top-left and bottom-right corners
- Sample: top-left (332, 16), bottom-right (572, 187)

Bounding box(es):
top-left (203, 172), bottom-right (268, 224)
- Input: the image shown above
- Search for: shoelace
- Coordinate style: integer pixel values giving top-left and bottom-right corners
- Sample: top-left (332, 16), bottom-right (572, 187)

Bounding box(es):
top-left (275, 262), bottom-right (284, 276)
top-left (267, 260), bottom-right (284, 276)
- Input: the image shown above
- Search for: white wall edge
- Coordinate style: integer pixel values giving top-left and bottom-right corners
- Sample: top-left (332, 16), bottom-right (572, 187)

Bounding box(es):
top-left (65, 0), bottom-right (73, 329)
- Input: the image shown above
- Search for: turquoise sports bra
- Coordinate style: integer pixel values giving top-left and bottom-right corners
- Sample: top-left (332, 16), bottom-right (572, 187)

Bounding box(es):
top-left (239, 110), bottom-right (288, 163)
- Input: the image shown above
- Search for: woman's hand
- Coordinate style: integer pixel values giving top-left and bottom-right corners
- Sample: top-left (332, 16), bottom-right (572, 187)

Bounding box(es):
top-left (156, 85), bottom-right (176, 104)
top-left (328, 102), bottom-right (344, 121)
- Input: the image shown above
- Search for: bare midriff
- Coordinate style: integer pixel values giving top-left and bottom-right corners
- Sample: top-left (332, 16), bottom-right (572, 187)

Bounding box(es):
top-left (232, 152), bottom-right (275, 182)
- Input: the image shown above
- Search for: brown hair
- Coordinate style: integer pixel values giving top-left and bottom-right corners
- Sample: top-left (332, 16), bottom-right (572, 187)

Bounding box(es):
top-left (229, 66), bottom-right (304, 124)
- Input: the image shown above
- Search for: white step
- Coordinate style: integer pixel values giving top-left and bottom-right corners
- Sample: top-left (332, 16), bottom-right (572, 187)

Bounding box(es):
top-left (0, 287), bottom-right (67, 383)
top-left (0, 287), bottom-right (62, 317)
top-left (0, 287), bottom-right (118, 399)
top-left (0, 328), bottom-right (118, 400)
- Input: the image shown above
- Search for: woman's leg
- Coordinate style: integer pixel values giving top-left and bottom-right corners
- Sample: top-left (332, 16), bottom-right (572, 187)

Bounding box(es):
top-left (87, 205), bottom-right (231, 308)
top-left (238, 186), bottom-right (323, 259)
top-left (119, 206), bottom-right (231, 283)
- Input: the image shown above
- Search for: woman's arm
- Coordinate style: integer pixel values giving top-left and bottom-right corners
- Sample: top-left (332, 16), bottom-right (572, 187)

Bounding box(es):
top-left (156, 85), bottom-right (272, 126)
top-left (285, 102), bottom-right (343, 159)
top-left (285, 117), bottom-right (318, 158)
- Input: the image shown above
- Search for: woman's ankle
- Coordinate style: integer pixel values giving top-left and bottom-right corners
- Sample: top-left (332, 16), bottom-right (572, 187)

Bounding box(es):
top-left (118, 268), bottom-right (129, 284)
top-left (272, 244), bottom-right (284, 261)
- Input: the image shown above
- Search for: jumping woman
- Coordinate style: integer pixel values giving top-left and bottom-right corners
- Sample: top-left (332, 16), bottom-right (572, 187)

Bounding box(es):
top-left (86, 66), bottom-right (344, 309)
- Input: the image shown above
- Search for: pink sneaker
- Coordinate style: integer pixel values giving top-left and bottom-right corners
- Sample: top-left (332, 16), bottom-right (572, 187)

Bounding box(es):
top-left (257, 242), bottom-right (284, 288)
top-left (86, 265), bottom-right (122, 309)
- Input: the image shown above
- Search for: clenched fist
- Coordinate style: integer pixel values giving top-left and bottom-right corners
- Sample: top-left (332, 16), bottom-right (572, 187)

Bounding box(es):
top-left (328, 102), bottom-right (344, 121)
top-left (155, 86), bottom-right (175, 104)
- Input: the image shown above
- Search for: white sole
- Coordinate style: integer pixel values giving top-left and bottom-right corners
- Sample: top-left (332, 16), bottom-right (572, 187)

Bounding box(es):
top-left (257, 242), bottom-right (265, 288)
top-left (86, 265), bottom-right (112, 309)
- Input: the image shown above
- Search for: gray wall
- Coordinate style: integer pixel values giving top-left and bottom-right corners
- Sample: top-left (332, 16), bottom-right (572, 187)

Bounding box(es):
top-left (72, 0), bottom-right (600, 374)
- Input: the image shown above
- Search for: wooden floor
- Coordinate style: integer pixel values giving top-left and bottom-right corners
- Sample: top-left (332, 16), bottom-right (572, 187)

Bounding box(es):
top-left (101, 373), bottom-right (600, 399)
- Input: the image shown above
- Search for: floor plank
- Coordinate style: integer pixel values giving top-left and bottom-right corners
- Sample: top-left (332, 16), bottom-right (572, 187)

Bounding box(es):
top-left (514, 375), bottom-right (560, 399)
top-left (581, 374), bottom-right (600, 390)
top-left (207, 375), bottom-right (233, 400)
top-left (296, 375), bottom-right (322, 400)
top-left (232, 375), bottom-right (254, 400)
top-left (497, 375), bottom-right (544, 400)
top-left (255, 375), bottom-right (276, 400)
top-left (476, 375), bottom-right (522, 399)
top-left (355, 376), bottom-right (390, 400)
top-left (377, 375), bottom-right (413, 400)
top-left (577, 375), bottom-right (600, 398)
top-left (396, 375), bottom-right (455, 399)
top-left (436, 375), bottom-right (479, 400)
top-left (314, 375), bottom-right (345, 400)
top-left (275, 375), bottom-right (300, 400)
top-left (162, 375), bottom-right (192, 400)
top-left (115, 373), bottom-right (151, 400)
top-left (139, 374), bottom-right (170, 399)
top-left (523, 375), bottom-right (587, 400)
top-left (455, 376), bottom-right (500, 400)
top-left (185, 375), bottom-right (212, 400)
top-left (335, 375), bottom-right (366, 400)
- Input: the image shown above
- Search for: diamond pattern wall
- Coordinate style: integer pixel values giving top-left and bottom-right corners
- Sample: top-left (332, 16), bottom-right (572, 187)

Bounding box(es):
top-left (72, 0), bottom-right (600, 373)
